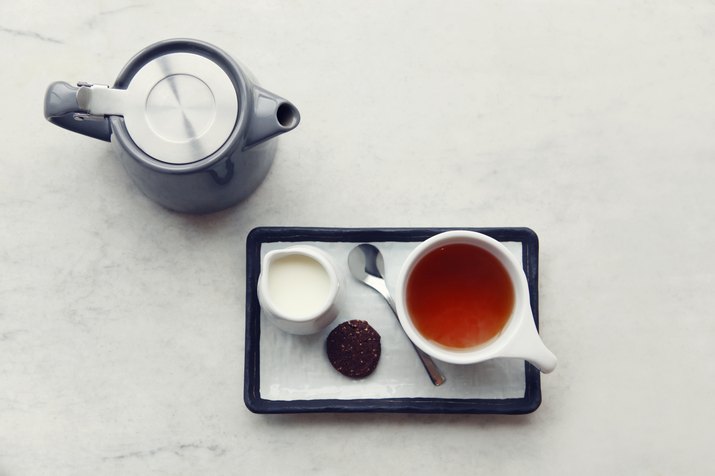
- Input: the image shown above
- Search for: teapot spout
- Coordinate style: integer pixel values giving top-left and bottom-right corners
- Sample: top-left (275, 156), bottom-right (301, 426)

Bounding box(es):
top-left (244, 86), bottom-right (300, 150)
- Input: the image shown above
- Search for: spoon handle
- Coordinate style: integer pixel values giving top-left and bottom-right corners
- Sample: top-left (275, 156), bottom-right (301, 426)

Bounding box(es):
top-left (414, 347), bottom-right (447, 386)
top-left (383, 294), bottom-right (447, 387)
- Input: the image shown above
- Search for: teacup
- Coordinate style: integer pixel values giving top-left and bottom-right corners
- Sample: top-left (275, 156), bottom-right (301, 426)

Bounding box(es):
top-left (395, 230), bottom-right (557, 373)
top-left (257, 245), bottom-right (340, 335)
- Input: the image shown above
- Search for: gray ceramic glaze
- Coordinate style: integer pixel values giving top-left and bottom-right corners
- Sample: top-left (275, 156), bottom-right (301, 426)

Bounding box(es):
top-left (44, 38), bottom-right (300, 214)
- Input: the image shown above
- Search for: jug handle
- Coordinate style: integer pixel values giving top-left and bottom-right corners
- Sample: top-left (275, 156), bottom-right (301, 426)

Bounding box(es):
top-left (44, 81), bottom-right (111, 142)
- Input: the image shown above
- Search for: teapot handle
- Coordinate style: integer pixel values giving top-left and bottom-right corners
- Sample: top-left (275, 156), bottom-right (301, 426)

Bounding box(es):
top-left (44, 81), bottom-right (111, 142)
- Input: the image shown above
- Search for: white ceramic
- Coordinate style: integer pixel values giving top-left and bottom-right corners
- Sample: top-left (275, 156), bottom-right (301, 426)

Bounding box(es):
top-left (257, 245), bottom-right (340, 335)
top-left (395, 231), bottom-right (557, 373)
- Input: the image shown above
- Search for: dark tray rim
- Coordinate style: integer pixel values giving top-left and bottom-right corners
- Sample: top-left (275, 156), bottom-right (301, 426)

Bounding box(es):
top-left (244, 227), bottom-right (541, 414)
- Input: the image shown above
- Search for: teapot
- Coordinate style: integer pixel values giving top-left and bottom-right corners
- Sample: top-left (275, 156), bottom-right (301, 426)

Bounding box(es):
top-left (44, 38), bottom-right (300, 214)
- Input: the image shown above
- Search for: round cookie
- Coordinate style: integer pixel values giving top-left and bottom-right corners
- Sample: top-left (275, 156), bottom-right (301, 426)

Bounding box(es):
top-left (326, 320), bottom-right (381, 379)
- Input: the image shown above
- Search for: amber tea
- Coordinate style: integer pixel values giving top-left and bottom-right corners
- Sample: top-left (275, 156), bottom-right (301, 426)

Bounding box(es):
top-left (405, 243), bottom-right (515, 349)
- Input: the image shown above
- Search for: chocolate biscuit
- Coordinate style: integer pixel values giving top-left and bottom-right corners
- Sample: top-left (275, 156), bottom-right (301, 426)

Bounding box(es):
top-left (326, 320), bottom-right (381, 379)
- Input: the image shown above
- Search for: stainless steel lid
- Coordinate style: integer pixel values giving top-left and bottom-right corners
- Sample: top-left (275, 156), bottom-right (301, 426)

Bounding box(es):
top-left (77, 52), bottom-right (238, 164)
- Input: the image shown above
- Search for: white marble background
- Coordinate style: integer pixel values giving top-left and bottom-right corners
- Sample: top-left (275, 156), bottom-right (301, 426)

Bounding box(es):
top-left (1, 1), bottom-right (714, 475)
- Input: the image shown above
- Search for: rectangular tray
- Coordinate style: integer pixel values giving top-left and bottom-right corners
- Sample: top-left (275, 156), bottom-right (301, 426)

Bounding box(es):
top-left (244, 227), bottom-right (542, 414)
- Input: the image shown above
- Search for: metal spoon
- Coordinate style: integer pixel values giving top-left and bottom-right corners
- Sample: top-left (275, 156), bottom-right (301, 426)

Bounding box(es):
top-left (348, 244), bottom-right (446, 386)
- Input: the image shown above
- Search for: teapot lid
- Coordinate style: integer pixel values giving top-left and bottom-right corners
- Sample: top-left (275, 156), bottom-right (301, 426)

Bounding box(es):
top-left (77, 52), bottom-right (238, 164)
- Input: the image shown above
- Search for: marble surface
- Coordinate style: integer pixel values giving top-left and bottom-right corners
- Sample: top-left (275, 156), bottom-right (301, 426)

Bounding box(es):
top-left (1, 0), bottom-right (714, 475)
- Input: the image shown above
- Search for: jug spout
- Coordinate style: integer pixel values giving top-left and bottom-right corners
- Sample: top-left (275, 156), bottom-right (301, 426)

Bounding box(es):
top-left (244, 86), bottom-right (300, 150)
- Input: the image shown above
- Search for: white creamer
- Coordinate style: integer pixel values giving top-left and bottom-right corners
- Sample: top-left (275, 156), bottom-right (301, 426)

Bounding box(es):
top-left (257, 245), bottom-right (340, 335)
top-left (267, 254), bottom-right (331, 317)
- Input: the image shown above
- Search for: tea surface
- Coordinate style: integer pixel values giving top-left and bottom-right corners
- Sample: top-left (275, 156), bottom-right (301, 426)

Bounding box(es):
top-left (406, 243), bottom-right (514, 348)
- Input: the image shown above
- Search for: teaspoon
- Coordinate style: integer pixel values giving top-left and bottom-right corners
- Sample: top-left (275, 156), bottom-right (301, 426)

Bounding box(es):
top-left (348, 244), bottom-right (446, 386)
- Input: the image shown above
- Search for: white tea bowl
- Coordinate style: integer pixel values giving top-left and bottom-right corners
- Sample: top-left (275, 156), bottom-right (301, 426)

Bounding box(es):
top-left (395, 230), bottom-right (557, 373)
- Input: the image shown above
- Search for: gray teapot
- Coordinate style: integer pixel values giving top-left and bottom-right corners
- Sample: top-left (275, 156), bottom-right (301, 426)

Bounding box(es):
top-left (44, 38), bottom-right (300, 214)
